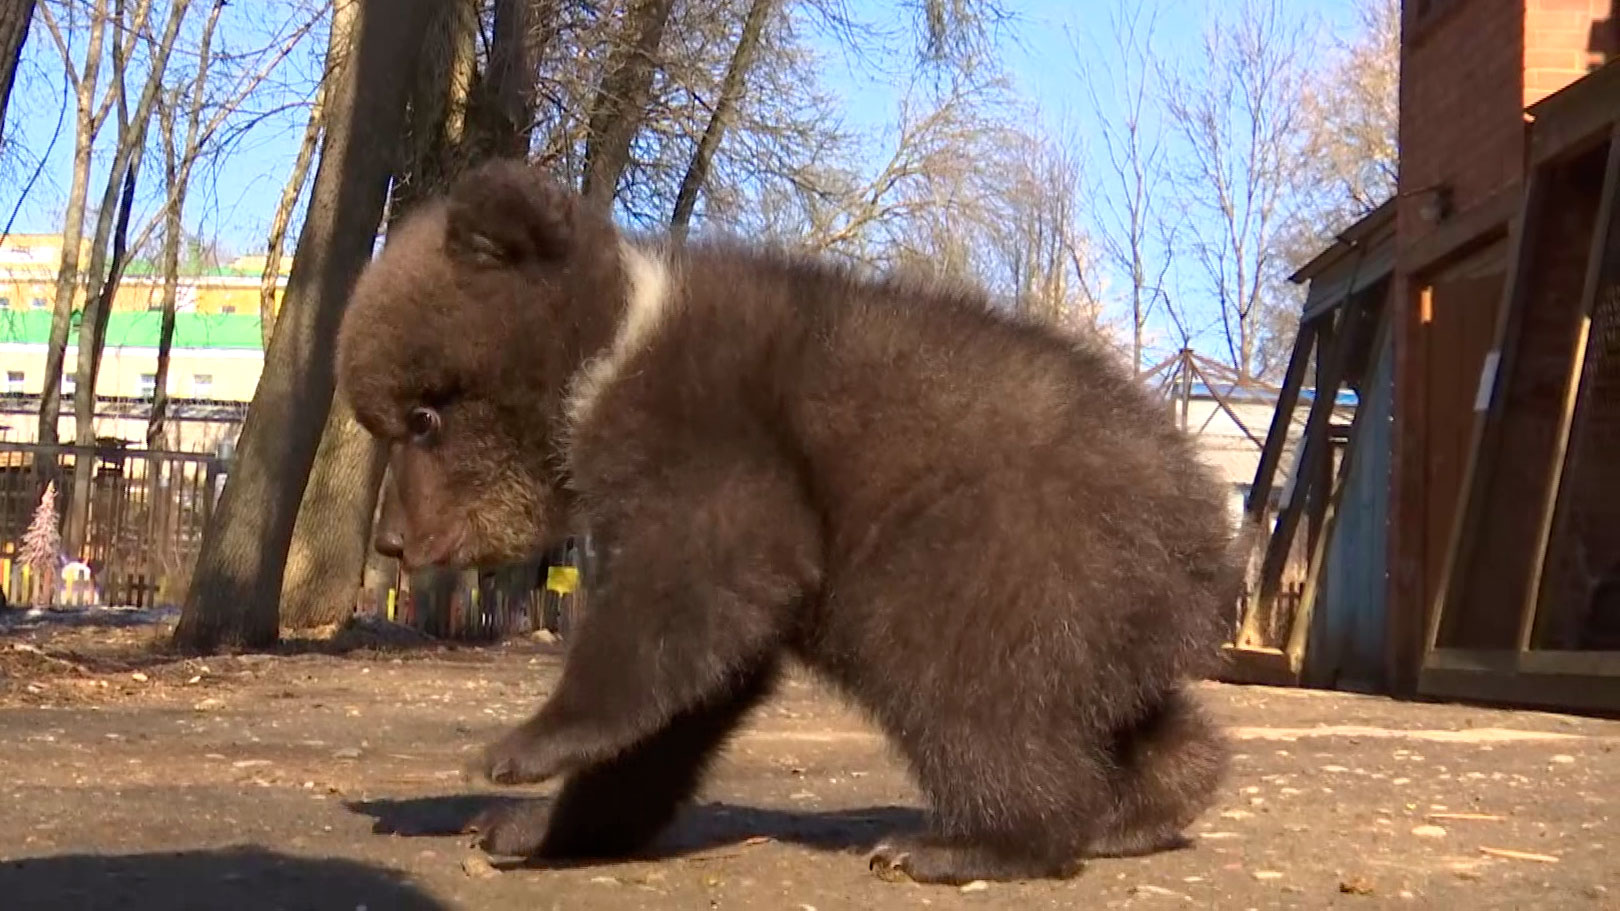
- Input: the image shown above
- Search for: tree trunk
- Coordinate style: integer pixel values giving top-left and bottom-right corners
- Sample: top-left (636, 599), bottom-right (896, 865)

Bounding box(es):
top-left (38, 1), bottom-right (108, 448)
top-left (580, 0), bottom-right (675, 207)
top-left (171, 0), bottom-right (433, 653)
top-left (473, 0), bottom-right (537, 160)
top-left (0, 0), bottom-right (36, 142)
top-left (149, 127), bottom-right (180, 451)
top-left (279, 396), bottom-right (387, 628)
top-left (279, 0), bottom-right (542, 630)
top-left (259, 32), bottom-right (333, 352)
top-left (65, 0), bottom-right (188, 557)
top-left (151, 0), bottom-right (225, 449)
top-left (669, 0), bottom-right (772, 240)
top-left (63, 141), bottom-right (141, 557)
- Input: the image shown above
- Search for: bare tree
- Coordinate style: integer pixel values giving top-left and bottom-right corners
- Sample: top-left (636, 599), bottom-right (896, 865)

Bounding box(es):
top-left (1162, 0), bottom-right (1310, 381)
top-left (258, 77), bottom-right (325, 351)
top-left (62, 0), bottom-right (193, 556)
top-left (580, 0), bottom-right (676, 207)
top-left (988, 128), bottom-right (1108, 337)
top-left (1295, 0), bottom-right (1397, 233)
top-left (35, 0), bottom-right (120, 447)
top-left (669, 0), bottom-right (776, 239)
top-left (173, 0), bottom-right (434, 652)
top-left (1071, 1), bottom-right (1179, 372)
top-left (0, 0), bottom-right (37, 143)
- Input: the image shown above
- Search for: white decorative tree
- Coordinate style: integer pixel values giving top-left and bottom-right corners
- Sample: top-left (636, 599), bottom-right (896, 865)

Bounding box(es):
top-left (19, 481), bottom-right (63, 609)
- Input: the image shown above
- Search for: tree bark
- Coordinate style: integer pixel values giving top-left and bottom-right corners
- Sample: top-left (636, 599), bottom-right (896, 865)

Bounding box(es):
top-left (0, 0), bottom-right (36, 143)
top-left (280, 0), bottom-right (544, 630)
top-left (171, 0), bottom-right (434, 652)
top-left (38, 0), bottom-right (109, 448)
top-left (580, 0), bottom-right (675, 207)
top-left (669, 0), bottom-right (773, 240)
top-left (473, 0), bottom-right (537, 160)
top-left (278, 396), bottom-right (387, 628)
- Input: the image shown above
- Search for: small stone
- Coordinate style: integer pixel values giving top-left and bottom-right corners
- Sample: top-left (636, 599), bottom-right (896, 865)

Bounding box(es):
top-left (1550, 754), bottom-right (1575, 764)
top-left (192, 698), bottom-right (223, 711)
top-left (590, 875), bottom-right (622, 886)
top-left (333, 747), bottom-right (362, 760)
top-left (231, 759), bottom-right (271, 769)
top-left (186, 675), bottom-right (202, 685)
top-left (1321, 765), bottom-right (1349, 773)
top-left (1339, 876), bottom-right (1375, 895)
top-left (461, 855), bottom-right (499, 879)
top-left (958, 880), bottom-right (989, 893)
top-left (1412, 825), bottom-right (1447, 838)
top-left (1252, 870), bottom-right (1283, 881)
top-left (531, 629), bottom-right (558, 644)
top-left (130, 672), bottom-right (148, 682)
top-left (1397, 891), bottom-right (1415, 900)
top-left (1129, 884), bottom-right (1179, 897)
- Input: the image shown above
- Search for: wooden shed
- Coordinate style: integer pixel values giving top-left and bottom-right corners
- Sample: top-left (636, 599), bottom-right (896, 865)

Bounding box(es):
top-left (1223, 2), bottom-right (1620, 712)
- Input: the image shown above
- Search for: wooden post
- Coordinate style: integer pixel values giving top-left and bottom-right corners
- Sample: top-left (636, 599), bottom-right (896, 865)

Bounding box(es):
top-left (1522, 124), bottom-right (1620, 651)
top-left (1424, 167), bottom-right (1549, 656)
top-left (1244, 321), bottom-right (1317, 521)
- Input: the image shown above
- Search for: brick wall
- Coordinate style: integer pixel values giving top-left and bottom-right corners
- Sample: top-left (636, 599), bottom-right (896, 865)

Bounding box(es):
top-left (1398, 0), bottom-right (1615, 243)
top-left (1525, 0), bottom-right (1615, 104)
top-left (1397, 0), bottom-right (1526, 245)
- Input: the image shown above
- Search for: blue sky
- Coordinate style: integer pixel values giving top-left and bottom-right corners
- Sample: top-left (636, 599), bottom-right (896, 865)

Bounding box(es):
top-left (1, 0), bottom-right (1365, 357)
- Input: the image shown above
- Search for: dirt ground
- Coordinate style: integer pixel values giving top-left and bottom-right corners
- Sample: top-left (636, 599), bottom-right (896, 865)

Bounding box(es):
top-left (0, 613), bottom-right (1616, 911)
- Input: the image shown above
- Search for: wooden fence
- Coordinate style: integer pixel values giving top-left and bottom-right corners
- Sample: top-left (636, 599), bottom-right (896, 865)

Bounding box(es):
top-left (0, 441), bottom-right (223, 608)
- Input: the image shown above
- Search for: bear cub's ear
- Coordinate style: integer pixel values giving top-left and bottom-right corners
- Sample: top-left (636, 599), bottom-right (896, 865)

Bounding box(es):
top-left (444, 159), bottom-right (577, 268)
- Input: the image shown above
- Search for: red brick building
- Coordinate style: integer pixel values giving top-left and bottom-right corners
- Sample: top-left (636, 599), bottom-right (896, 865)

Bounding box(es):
top-left (1389, 0), bottom-right (1616, 700)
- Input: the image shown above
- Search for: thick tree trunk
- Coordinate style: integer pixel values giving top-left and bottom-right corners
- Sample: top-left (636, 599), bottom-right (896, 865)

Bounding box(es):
top-left (281, 0), bottom-right (543, 630)
top-left (278, 397), bottom-right (387, 628)
top-left (473, 0), bottom-right (537, 160)
top-left (669, 0), bottom-right (773, 240)
top-left (0, 0), bottom-right (36, 142)
top-left (580, 0), bottom-right (675, 207)
top-left (171, 0), bottom-right (433, 652)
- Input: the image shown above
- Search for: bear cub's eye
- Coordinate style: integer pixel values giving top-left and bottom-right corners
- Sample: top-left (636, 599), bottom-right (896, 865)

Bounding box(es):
top-left (406, 406), bottom-right (441, 441)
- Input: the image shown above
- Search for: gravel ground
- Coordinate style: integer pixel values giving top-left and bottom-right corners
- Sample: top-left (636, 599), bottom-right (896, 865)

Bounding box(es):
top-left (0, 617), bottom-right (1615, 910)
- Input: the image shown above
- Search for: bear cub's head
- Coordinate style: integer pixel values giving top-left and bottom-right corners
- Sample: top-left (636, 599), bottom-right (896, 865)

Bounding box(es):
top-left (337, 159), bottom-right (628, 569)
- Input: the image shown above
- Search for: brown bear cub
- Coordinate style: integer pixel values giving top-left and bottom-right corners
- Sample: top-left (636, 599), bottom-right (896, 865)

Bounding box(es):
top-left (336, 158), bottom-right (1240, 885)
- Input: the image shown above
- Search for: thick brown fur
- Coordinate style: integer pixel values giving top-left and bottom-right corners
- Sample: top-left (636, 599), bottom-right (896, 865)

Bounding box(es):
top-left (336, 159), bottom-right (1243, 885)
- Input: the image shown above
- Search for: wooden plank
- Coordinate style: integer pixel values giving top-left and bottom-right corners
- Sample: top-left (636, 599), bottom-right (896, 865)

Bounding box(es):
top-left (1397, 184), bottom-right (1517, 275)
top-left (1424, 167), bottom-right (1548, 655)
top-left (1216, 645), bottom-right (1299, 688)
top-left (1285, 297), bottom-right (1392, 675)
top-left (1244, 320), bottom-right (1316, 521)
top-left (1422, 648), bottom-right (1522, 675)
top-left (1188, 359), bottom-right (1267, 451)
top-left (1249, 304), bottom-right (1362, 634)
top-left (1418, 666), bottom-right (1620, 714)
top-left (1527, 61), bottom-right (1620, 166)
top-left (1518, 650), bottom-right (1620, 678)
top-left (1522, 125), bottom-right (1620, 652)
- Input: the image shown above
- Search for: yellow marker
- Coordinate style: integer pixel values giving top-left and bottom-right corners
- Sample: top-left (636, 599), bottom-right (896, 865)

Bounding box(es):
top-left (546, 565), bottom-right (580, 595)
top-left (386, 588), bottom-right (397, 622)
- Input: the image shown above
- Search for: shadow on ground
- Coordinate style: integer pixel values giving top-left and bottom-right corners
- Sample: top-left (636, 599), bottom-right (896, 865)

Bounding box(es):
top-left (0, 845), bottom-right (447, 910)
top-left (350, 794), bottom-right (924, 858)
